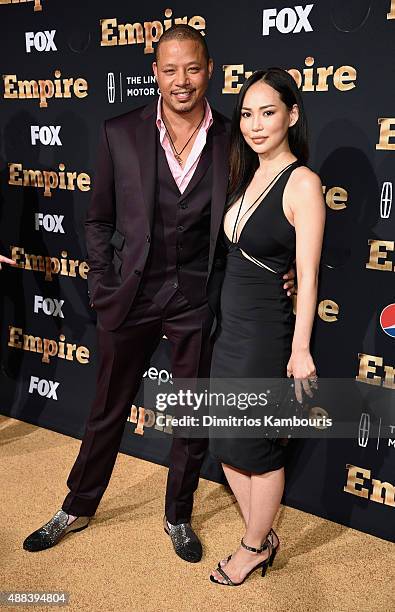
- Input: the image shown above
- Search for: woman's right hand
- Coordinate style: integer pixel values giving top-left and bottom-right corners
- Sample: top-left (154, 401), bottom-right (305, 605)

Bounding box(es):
top-left (287, 349), bottom-right (318, 403)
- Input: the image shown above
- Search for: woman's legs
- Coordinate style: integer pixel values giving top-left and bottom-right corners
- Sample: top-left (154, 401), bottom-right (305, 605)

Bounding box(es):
top-left (245, 467), bottom-right (284, 547)
top-left (222, 464), bottom-right (252, 524)
top-left (211, 465), bottom-right (284, 584)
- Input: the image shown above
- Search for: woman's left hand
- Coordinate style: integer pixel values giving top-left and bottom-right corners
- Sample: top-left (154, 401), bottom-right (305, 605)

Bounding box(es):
top-left (286, 349), bottom-right (318, 403)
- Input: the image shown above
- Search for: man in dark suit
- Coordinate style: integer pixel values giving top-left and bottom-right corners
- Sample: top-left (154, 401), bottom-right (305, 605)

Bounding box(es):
top-left (23, 25), bottom-right (294, 561)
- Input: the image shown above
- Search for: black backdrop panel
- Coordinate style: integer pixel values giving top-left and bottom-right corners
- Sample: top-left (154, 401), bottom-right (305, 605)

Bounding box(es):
top-left (0, 1), bottom-right (394, 542)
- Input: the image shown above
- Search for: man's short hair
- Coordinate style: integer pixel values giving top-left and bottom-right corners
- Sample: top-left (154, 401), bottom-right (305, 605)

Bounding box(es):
top-left (155, 24), bottom-right (210, 64)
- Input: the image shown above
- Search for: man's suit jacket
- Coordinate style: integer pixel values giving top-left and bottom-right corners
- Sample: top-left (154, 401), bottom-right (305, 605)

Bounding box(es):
top-left (85, 100), bottom-right (230, 331)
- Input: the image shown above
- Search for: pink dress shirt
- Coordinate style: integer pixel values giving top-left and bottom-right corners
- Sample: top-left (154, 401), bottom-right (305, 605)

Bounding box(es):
top-left (156, 95), bottom-right (213, 194)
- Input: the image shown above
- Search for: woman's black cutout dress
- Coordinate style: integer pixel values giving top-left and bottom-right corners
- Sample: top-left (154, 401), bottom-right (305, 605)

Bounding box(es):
top-left (209, 161), bottom-right (300, 473)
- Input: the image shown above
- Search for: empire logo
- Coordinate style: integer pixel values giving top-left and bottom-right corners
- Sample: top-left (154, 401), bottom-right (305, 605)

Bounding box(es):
top-left (388, 0), bottom-right (395, 19)
top-left (8, 162), bottom-right (91, 197)
top-left (11, 247), bottom-right (89, 282)
top-left (376, 118), bottom-right (395, 150)
top-left (3, 70), bottom-right (88, 108)
top-left (8, 326), bottom-right (89, 364)
top-left (366, 239), bottom-right (394, 272)
top-left (0, 0), bottom-right (42, 11)
top-left (222, 57), bottom-right (357, 94)
top-left (344, 464), bottom-right (394, 507)
top-left (356, 353), bottom-right (395, 389)
top-left (100, 7), bottom-right (205, 54)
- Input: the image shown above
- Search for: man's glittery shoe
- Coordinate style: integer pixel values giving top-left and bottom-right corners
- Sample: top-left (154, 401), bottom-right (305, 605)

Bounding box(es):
top-left (23, 510), bottom-right (90, 552)
top-left (163, 515), bottom-right (202, 563)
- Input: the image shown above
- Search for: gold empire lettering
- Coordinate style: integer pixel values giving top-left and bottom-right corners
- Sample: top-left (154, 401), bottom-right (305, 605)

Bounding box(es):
top-left (8, 162), bottom-right (91, 197)
top-left (129, 405), bottom-right (173, 436)
top-left (3, 70), bottom-right (88, 108)
top-left (388, 0), bottom-right (395, 19)
top-left (356, 353), bottom-right (395, 389)
top-left (293, 297), bottom-right (340, 321)
top-left (376, 118), bottom-right (395, 150)
top-left (344, 464), bottom-right (395, 508)
top-left (11, 246), bottom-right (89, 282)
top-left (0, 0), bottom-right (42, 11)
top-left (318, 299), bottom-right (339, 322)
top-left (322, 185), bottom-right (348, 210)
top-left (366, 239), bottom-right (394, 271)
top-left (8, 326), bottom-right (89, 364)
top-left (100, 7), bottom-right (206, 54)
top-left (222, 58), bottom-right (357, 94)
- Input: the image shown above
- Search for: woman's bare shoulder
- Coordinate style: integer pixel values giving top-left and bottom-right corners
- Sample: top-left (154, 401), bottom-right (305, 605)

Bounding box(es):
top-left (285, 165), bottom-right (324, 211)
top-left (289, 165), bottom-right (322, 189)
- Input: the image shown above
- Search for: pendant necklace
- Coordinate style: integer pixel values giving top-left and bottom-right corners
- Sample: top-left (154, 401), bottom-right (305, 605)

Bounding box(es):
top-left (163, 114), bottom-right (205, 166)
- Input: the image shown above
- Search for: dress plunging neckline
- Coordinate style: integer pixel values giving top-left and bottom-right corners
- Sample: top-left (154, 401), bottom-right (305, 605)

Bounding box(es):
top-left (225, 160), bottom-right (299, 245)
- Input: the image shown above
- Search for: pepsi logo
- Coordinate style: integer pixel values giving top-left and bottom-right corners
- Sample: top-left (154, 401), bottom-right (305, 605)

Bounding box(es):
top-left (380, 303), bottom-right (395, 338)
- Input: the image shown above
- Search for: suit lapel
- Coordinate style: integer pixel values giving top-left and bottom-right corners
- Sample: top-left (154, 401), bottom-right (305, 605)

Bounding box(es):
top-left (136, 102), bottom-right (157, 228)
top-left (179, 133), bottom-right (213, 200)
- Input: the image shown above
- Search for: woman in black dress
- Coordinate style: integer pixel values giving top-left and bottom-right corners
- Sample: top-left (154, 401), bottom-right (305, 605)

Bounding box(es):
top-left (209, 68), bottom-right (325, 586)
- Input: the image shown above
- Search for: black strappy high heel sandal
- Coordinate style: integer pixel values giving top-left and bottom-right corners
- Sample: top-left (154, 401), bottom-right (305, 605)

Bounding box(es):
top-left (267, 528), bottom-right (280, 566)
top-left (216, 528), bottom-right (279, 570)
top-left (210, 529), bottom-right (279, 586)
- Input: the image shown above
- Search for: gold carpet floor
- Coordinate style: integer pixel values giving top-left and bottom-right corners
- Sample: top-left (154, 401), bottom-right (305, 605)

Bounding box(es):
top-left (0, 415), bottom-right (393, 612)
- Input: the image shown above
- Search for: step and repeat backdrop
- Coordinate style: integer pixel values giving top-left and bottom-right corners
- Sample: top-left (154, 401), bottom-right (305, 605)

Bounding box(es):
top-left (0, 0), bottom-right (394, 541)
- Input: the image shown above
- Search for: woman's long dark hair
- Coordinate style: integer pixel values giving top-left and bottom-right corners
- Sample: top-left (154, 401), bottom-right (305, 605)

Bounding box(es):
top-left (228, 67), bottom-right (309, 207)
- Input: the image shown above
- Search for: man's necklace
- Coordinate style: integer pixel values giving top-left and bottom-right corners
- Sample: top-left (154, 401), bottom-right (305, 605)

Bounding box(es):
top-left (163, 114), bottom-right (205, 166)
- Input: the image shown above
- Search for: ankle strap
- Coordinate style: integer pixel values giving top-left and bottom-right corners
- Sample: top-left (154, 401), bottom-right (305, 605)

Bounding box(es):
top-left (267, 528), bottom-right (277, 546)
top-left (240, 537), bottom-right (269, 554)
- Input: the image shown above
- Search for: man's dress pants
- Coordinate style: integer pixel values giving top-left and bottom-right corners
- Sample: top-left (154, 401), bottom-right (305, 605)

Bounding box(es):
top-left (62, 289), bottom-right (213, 524)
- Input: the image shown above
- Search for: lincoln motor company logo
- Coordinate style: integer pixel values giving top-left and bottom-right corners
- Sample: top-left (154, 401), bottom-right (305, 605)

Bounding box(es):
top-left (380, 181), bottom-right (393, 219)
top-left (107, 72), bottom-right (158, 103)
